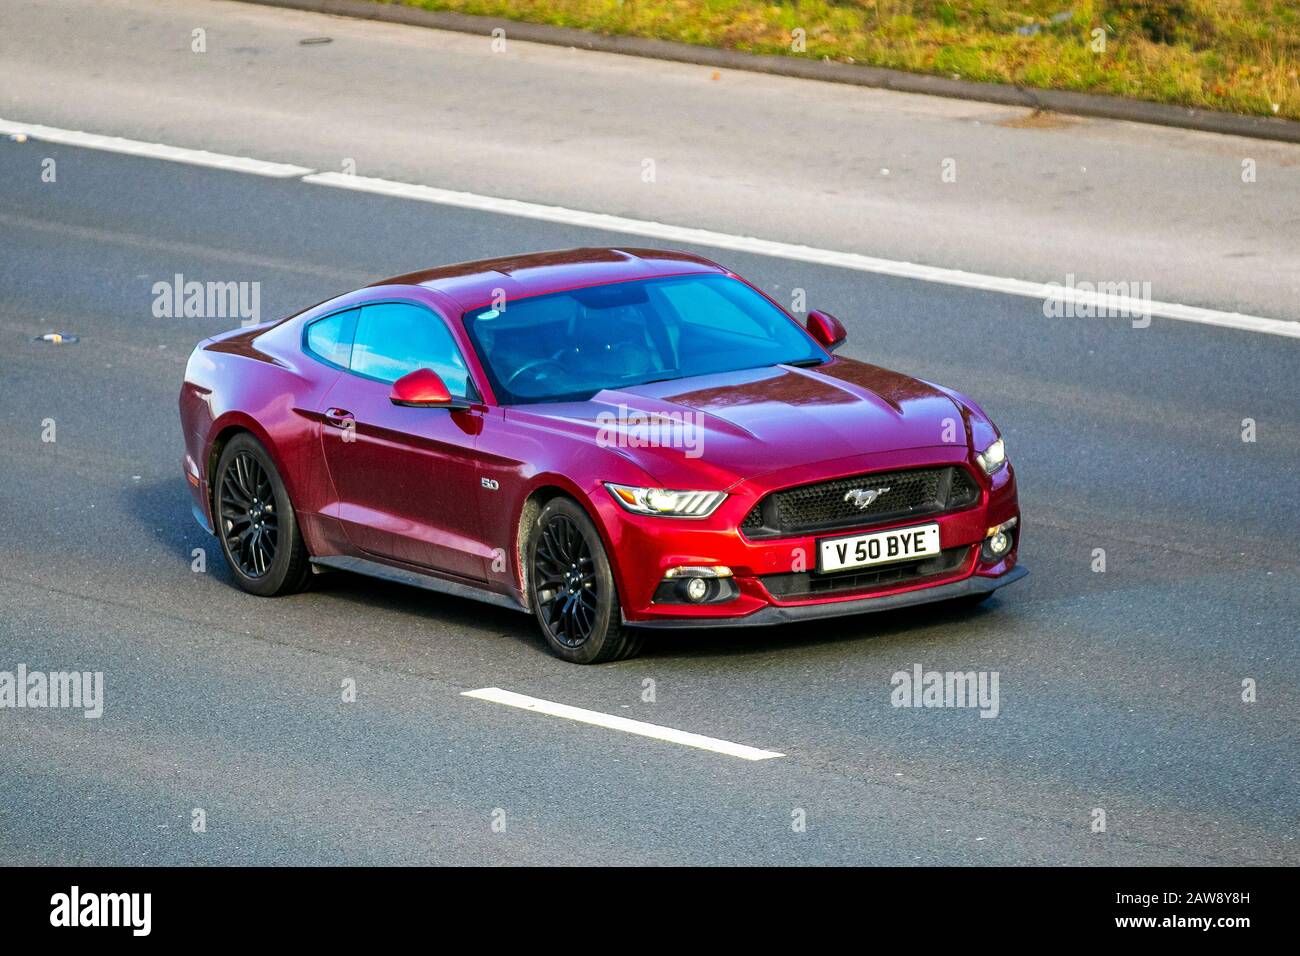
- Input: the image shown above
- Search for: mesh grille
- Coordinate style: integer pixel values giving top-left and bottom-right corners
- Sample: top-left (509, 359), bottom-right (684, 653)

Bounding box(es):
top-left (743, 466), bottom-right (978, 538)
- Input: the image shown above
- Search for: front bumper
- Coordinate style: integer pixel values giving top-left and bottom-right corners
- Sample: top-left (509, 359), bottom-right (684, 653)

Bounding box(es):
top-left (595, 446), bottom-right (1022, 626)
top-left (626, 564), bottom-right (1026, 628)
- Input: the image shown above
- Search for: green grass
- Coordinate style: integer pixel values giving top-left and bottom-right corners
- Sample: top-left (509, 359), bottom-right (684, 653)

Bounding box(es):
top-left (376, 0), bottom-right (1300, 119)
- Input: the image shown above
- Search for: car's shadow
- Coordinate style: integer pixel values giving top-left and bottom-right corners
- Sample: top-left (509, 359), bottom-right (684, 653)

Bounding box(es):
top-left (305, 577), bottom-right (1011, 663)
top-left (308, 569), bottom-right (532, 633)
top-left (632, 596), bottom-right (1013, 662)
top-left (127, 475), bottom-right (241, 582)
top-left (128, 477), bottom-right (523, 612)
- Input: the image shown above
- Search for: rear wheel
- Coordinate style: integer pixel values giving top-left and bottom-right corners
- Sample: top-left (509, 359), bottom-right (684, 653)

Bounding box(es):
top-left (213, 433), bottom-right (311, 597)
top-left (527, 498), bottom-right (643, 664)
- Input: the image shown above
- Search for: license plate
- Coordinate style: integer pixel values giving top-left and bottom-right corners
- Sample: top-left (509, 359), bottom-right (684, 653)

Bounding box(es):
top-left (817, 522), bottom-right (941, 573)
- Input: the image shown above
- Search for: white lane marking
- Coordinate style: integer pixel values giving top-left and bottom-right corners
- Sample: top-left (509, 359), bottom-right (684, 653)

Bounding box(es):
top-left (2, 116), bottom-right (1291, 337)
top-left (0, 118), bottom-right (314, 178)
top-left (461, 687), bottom-right (785, 760)
top-left (303, 170), bottom-right (1300, 339)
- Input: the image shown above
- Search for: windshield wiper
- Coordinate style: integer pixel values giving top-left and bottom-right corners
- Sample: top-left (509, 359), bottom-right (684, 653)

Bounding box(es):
top-left (635, 375), bottom-right (680, 386)
top-left (631, 358), bottom-right (823, 388)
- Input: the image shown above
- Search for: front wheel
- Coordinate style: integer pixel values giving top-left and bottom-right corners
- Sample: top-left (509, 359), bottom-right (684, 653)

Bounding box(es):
top-left (527, 498), bottom-right (643, 664)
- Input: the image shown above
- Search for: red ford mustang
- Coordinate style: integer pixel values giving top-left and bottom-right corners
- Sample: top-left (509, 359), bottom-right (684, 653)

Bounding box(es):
top-left (180, 248), bottom-right (1023, 662)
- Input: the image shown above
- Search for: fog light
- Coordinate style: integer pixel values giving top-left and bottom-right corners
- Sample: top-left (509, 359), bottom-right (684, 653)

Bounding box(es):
top-left (981, 517), bottom-right (1017, 563)
top-left (653, 566), bottom-right (739, 605)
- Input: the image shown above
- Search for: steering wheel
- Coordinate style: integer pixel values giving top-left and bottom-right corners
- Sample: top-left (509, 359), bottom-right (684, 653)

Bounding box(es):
top-left (504, 358), bottom-right (569, 390)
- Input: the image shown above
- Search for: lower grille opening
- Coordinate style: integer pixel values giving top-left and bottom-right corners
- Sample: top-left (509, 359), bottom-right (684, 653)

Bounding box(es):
top-left (760, 545), bottom-right (972, 600)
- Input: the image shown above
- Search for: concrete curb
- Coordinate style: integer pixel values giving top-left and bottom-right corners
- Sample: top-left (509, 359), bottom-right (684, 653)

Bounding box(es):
top-left (233, 0), bottom-right (1300, 144)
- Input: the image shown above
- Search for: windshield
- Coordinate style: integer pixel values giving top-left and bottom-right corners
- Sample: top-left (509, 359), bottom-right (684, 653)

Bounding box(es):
top-left (462, 274), bottom-right (826, 404)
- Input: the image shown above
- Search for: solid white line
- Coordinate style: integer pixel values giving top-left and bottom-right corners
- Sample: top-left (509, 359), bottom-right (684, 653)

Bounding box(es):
top-left (303, 170), bottom-right (1300, 339)
top-left (0, 118), bottom-right (314, 178)
top-left (3, 115), bottom-right (1291, 338)
top-left (461, 687), bottom-right (785, 760)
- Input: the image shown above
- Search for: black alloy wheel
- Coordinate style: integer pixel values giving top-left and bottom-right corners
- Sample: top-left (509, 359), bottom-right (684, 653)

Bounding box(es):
top-left (220, 451), bottom-right (278, 577)
top-left (528, 497), bottom-right (643, 664)
top-left (213, 433), bottom-right (311, 597)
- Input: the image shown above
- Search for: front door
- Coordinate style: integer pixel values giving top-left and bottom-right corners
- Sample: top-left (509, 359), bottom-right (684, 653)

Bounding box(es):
top-left (319, 300), bottom-right (488, 581)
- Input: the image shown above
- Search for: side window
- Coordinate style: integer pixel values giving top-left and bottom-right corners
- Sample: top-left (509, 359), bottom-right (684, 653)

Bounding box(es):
top-left (351, 302), bottom-right (474, 397)
top-left (304, 308), bottom-right (358, 368)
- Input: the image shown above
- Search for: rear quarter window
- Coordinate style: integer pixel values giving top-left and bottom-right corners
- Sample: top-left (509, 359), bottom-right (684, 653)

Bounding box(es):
top-left (304, 308), bottom-right (358, 367)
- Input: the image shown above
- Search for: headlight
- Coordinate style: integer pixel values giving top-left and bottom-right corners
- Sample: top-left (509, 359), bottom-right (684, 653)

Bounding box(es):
top-left (604, 483), bottom-right (727, 517)
top-left (975, 438), bottom-right (1007, 475)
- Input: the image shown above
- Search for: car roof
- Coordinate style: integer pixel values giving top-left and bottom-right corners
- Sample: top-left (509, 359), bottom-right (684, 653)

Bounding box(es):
top-left (368, 247), bottom-right (728, 310)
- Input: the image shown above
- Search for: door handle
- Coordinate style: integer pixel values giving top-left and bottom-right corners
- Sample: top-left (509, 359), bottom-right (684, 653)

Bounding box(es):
top-left (324, 407), bottom-right (355, 428)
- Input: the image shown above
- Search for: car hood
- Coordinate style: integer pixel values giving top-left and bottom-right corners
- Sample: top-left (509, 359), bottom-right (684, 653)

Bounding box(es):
top-left (522, 357), bottom-right (967, 488)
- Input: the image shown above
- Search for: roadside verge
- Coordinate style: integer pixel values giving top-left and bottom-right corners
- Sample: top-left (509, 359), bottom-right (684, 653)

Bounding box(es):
top-left (236, 0), bottom-right (1300, 144)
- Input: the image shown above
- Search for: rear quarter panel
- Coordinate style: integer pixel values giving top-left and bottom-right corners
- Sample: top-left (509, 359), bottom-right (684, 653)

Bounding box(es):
top-left (180, 319), bottom-right (341, 552)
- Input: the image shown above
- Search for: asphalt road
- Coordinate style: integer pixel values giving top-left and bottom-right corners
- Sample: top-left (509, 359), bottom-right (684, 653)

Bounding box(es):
top-left (3, 0), bottom-right (1300, 319)
top-left (1, 133), bottom-right (1297, 865)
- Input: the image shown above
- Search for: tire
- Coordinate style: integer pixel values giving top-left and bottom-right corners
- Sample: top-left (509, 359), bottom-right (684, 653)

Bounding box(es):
top-left (527, 497), bottom-right (644, 664)
top-left (212, 432), bottom-right (312, 597)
